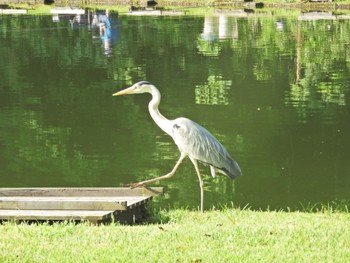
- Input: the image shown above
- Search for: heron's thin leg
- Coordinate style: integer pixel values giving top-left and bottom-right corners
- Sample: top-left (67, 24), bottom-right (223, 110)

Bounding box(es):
top-left (189, 157), bottom-right (204, 213)
top-left (123, 153), bottom-right (187, 188)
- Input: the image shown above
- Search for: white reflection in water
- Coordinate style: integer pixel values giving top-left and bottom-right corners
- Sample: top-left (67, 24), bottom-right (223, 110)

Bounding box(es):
top-left (195, 75), bottom-right (231, 105)
top-left (197, 14), bottom-right (239, 56)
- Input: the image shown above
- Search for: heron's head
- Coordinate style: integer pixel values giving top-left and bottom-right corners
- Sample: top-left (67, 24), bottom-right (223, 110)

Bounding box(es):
top-left (113, 81), bottom-right (154, 96)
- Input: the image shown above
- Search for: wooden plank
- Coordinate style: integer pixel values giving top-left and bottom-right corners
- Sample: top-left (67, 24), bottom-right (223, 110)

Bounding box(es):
top-left (0, 9), bottom-right (27, 14)
top-left (0, 196), bottom-right (149, 210)
top-left (0, 206), bottom-right (149, 224)
top-left (0, 196), bottom-right (147, 202)
top-left (0, 197), bottom-right (128, 210)
top-left (0, 209), bottom-right (113, 222)
top-left (0, 187), bottom-right (164, 197)
top-left (0, 187), bottom-right (163, 224)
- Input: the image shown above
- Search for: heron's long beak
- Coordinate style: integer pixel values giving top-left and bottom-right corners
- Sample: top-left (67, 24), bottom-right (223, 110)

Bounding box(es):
top-left (112, 86), bottom-right (133, 96)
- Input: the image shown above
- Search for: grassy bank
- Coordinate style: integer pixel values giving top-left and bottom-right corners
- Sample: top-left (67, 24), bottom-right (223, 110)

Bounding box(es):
top-left (1, 208), bottom-right (349, 262)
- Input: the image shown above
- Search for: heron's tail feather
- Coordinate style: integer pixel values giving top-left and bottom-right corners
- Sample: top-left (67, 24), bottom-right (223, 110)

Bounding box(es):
top-left (209, 158), bottom-right (242, 180)
top-left (221, 158), bottom-right (242, 180)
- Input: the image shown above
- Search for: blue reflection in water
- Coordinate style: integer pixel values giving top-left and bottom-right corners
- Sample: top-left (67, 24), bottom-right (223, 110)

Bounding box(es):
top-left (52, 9), bottom-right (120, 56)
top-left (94, 10), bottom-right (119, 56)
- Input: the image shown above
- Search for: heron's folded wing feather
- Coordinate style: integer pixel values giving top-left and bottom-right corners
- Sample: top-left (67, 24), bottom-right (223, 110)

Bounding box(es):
top-left (172, 118), bottom-right (242, 179)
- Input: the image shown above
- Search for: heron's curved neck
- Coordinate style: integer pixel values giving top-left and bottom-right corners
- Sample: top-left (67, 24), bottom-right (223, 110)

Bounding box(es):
top-left (148, 87), bottom-right (172, 136)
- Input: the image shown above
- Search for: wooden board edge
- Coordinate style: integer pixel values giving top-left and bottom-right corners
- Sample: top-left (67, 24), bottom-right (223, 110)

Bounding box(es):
top-left (0, 187), bottom-right (164, 197)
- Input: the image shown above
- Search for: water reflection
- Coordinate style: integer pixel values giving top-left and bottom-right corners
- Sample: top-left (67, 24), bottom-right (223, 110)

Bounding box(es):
top-left (195, 75), bottom-right (231, 105)
top-left (52, 9), bottom-right (119, 56)
top-left (93, 10), bottom-right (119, 56)
top-left (286, 15), bottom-right (349, 122)
top-left (0, 11), bottom-right (350, 210)
top-left (201, 14), bottom-right (239, 41)
top-left (275, 19), bottom-right (285, 31)
top-left (198, 14), bottom-right (239, 56)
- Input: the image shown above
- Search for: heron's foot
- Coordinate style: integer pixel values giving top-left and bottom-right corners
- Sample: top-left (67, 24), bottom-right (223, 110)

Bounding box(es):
top-left (121, 182), bottom-right (146, 189)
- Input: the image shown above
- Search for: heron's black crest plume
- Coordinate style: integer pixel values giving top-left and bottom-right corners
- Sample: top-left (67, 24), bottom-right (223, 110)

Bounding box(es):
top-left (137, 81), bottom-right (152, 86)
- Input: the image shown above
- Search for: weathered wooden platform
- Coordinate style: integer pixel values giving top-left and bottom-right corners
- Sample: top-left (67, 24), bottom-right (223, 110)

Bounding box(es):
top-left (0, 9), bottom-right (27, 14)
top-left (0, 187), bottom-right (163, 224)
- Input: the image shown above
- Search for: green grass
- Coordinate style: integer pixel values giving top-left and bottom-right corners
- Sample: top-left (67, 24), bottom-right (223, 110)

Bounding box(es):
top-left (1, 208), bottom-right (349, 262)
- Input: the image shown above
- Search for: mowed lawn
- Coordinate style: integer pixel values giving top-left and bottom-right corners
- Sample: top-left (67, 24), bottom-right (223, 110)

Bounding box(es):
top-left (1, 208), bottom-right (349, 262)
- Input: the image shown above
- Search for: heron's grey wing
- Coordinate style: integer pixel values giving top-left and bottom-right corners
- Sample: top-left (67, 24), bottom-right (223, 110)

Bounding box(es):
top-left (171, 118), bottom-right (242, 179)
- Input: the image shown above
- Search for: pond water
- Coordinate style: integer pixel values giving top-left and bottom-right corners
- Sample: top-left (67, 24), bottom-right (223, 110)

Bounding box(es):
top-left (1, 9), bottom-right (350, 211)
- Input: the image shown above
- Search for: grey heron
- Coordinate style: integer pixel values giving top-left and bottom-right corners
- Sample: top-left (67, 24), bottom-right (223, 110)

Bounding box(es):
top-left (113, 81), bottom-right (242, 212)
